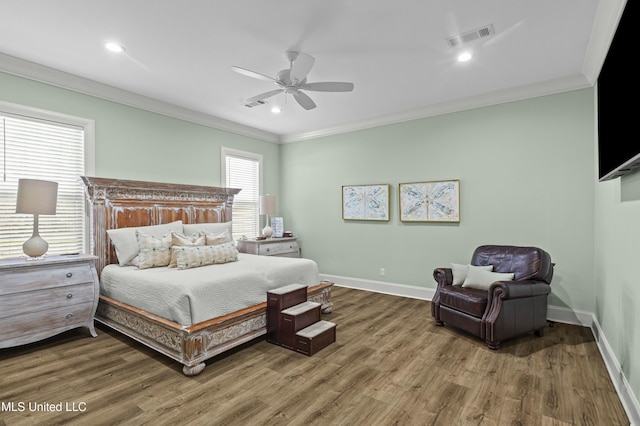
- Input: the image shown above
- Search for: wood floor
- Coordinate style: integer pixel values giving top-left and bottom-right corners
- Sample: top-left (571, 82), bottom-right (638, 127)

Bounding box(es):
top-left (0, 287), bottom-right (629, 426)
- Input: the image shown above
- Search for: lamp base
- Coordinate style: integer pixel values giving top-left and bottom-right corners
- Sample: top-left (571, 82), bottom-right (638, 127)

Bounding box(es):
top-left (23, 235), bottom-right (49, 258)
top-left (262, 225), bottom-right (274, 239)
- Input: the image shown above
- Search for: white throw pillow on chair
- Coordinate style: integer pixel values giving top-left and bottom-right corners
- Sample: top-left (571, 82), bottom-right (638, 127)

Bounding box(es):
top-left (451, 263), bottom-right (494, 285)
top-left (462, 268), bottom-right (515, 291)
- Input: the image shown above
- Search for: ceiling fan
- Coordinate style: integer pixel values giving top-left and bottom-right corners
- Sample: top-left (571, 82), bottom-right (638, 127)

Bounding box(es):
top-left (231, 50), bottom-right (354, 110)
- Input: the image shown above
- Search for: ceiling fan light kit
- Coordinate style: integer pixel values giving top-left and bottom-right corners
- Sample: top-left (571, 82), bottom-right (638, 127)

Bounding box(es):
top-left (232, 50), bottom-right (354, 111)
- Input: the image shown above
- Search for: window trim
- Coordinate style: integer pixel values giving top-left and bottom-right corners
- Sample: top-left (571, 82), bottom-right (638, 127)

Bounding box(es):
top-left (0, 100), bottom-right (96, 254)
top-left (220, 147), bottom-right (263, 193)
top-left (220, 147), bottom-right (263, 239)
top-left (0, 101), bottom-right (95, 176)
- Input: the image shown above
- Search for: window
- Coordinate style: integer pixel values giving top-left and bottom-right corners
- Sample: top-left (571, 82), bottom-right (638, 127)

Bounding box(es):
top-left (221, 147), bottom-right (262, 241)
top-left (0, 102), bottom-right (95, 258)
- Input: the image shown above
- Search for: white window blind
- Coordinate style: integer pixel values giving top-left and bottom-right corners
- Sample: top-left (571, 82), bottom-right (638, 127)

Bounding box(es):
top-left (0, 113), bottom-right (86, 258)
top-left (222, 148), bottom-right (262, 241)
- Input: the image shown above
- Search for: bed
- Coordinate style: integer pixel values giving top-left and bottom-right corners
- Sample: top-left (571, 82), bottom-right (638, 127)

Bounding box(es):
top-left (81, 176), bottom-right (333, 376)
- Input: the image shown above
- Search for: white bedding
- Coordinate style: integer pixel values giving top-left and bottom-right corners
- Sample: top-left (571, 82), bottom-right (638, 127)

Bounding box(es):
top-left (99, 253), bottom-right (320, 326)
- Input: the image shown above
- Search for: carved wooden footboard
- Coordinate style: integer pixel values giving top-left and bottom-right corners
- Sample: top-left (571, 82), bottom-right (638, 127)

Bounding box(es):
top-left (81, 176), bottom-right (333, 375)
top-left (96, 282), bottom-right (333, 375)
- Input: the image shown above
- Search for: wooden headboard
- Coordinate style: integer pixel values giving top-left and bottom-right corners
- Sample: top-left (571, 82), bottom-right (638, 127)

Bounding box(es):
top-left (81, 176), bottom-right (240, 276)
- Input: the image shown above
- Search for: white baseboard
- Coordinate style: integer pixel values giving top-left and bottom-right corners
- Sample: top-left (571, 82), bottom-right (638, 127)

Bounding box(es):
top-left (590, 316), bottom-right (640, 425)
top-left (320, 273), bottom-right (435, 301)
top-left (320, 273), bottom-right (640, 425)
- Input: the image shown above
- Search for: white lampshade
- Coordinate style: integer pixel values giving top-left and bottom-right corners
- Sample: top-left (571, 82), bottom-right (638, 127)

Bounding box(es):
top-left (16, 179), bottom-right (58, 215)
top-left (259, 195), bottom-right (276, 215)
top-left (16, 179), bottom-right (58, 258)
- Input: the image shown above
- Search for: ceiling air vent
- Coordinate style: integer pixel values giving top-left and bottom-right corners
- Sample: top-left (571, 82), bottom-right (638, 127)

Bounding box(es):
top-left (445, 24), bottom-right (494, 48)
top-left (243, 100), bottom-right (267, 108)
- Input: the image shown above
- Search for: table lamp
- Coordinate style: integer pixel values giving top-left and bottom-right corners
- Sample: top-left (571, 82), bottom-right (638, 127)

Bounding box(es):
top-left (16, 178), bottom-right (58, 258)
top-left (259, 194), bottom-right (276, 238)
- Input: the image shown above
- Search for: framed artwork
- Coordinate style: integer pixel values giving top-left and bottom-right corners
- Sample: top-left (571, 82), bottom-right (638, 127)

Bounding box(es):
top-left (342, 184), bottom-right (390, 221)
top-left (399, 180), bottom-right (460, 222)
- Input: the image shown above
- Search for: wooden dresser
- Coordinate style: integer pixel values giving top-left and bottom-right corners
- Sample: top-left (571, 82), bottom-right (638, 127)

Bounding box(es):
top-left (237, 237), bottom-right (300, 258)
top-left (0, 254), bottom-right (99, 349)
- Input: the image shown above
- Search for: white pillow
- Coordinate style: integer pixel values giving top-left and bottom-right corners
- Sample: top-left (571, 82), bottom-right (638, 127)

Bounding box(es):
top-left (169, 231), bottom-right (206, 268)
top-left (107, 221), bottom-right (183, 266)
top-left (201, 229), bottom-right (232, 246)
top-left (182, 221), bottom-right (232, 236)
top-left (173, 242), bottom-right (238, 270)
top-left (136, 231), bottom-right (172, 269)
top-left (451, 263), bottom-right (493, 285)
top-left (462, 268), bottom-right (515, 291)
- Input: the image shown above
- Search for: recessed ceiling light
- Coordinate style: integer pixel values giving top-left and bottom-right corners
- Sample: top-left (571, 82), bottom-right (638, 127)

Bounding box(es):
top-left (457, 52), bottom-right (472, 62)
top-left (271, 106), bottom-right (282, 114)
top-left (105, 42), bottom-right (125, 53)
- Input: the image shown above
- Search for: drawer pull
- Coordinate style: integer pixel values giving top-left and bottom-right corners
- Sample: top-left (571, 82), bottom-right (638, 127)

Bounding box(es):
top-left (66, 313), bottom-right (74, 319)
top-left (66, 272), bottom-right (73, 278)
top-left (67, 293), bottom-right (73, 299)
top-left (266, 248), bottom-right (270, 252)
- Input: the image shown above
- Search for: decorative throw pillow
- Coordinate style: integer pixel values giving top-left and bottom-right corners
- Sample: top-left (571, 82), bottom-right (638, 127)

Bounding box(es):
top-left (201, 229), bottom-right (232, 246)
top-left (462, 268), bottom-right (515, 291)
top-left (136, 231), bottom-right (172, 269)
top-left (182, 221), bottom-right (232, 237)
top-left (107, 221), bottom-right (183, 266)
top-left (173, 242), bottom-right (238, 270)
top-left (451, 263), bottom-right (494, 285)
top-left (168, 231), bottom-right (206, 267)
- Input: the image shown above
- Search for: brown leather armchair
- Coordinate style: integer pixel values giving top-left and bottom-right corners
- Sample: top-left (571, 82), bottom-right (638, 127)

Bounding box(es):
top-left (431, 245), bottom-right (554, 349)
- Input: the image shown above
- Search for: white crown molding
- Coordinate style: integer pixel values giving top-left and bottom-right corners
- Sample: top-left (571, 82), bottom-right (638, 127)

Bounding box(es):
top-left (281, 74), bottom-right (592, 143)
top-left (0, 53), bottom-right (280, 144)
top-left (0, 52), bottom-right (596, 146)
top-left (321, 272), bottom-right (639, 424)
top-left (281, 0), bottom-right (625, 144)
top-left (582, 0), bottom-right (627, 85)
top-left (0, 51), bottom-right (594, 146)
top-left (1, 0), bottom-right (623, 146)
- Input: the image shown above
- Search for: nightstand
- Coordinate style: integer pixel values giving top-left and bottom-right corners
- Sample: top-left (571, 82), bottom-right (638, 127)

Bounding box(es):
top-left (0, 254), bottom-right (99, 349)
top-left (237, 237), bottom-right (300, 258)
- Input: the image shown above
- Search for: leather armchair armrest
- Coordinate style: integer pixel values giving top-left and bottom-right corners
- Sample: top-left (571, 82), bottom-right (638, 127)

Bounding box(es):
top-left (433, 267), bottom-right (453, 289)
top-left (489, 280), bottom-right (551, 301)
top-left (432, 267), bottom-right (453, 318)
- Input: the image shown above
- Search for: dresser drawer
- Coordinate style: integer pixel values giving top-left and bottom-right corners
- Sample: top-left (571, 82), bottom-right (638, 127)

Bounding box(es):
top-left (0, 254), bottom-right (99, 348)
top-left (0, 263), bottom-right (94, 294)
top-left (0, 283), bottom-right (96, 319)
top-left (258, 241), bottom-right (299, 256)
top-left (0, 302), bottom-right (95, 341)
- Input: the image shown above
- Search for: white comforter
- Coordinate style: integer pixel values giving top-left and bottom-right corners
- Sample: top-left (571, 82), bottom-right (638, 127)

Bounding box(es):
top-left (100, 253), bottom-right (320, 326)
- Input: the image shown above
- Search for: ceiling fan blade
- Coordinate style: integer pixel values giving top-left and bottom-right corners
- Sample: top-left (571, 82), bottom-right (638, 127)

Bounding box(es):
top-left (299, 82), bottom-right (354, 92)
top-left (290, 52), bottom-right (315, 84)
top-left (293, 91), bottom-right (316, 110)
top-left (231, 66), bottom-right (275, 82)
top-left (245, 89), bottom-right (284, 103)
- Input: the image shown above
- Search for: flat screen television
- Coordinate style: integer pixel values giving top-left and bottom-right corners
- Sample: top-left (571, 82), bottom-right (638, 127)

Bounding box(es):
top-left (597, 0), bottom-right (639, 181)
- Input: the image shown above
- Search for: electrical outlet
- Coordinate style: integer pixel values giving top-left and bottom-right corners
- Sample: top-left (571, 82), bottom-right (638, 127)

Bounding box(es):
top-left (380, 268), bottom-right (385, 277)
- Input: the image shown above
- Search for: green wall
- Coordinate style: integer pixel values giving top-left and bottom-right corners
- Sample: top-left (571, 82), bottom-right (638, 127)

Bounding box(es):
top-left (595, 172), bottom-right (640, 406)
top-left (281, 89), bottom-right (596, 311)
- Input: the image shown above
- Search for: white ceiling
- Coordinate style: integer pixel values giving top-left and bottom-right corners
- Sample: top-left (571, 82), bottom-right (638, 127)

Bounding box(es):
top-left (0, 0), bottom-right (626, 143)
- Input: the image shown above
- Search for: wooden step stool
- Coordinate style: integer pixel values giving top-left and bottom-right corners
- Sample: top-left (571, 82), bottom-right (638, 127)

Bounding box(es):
top-left (267, 284), bottom-right (307, 345)
top-left (296, 320), bottom-right (337, 356)
top-left (280, 301), bottom-right (321, 349)
top-left (267, 284), bottom-right (336, 355)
